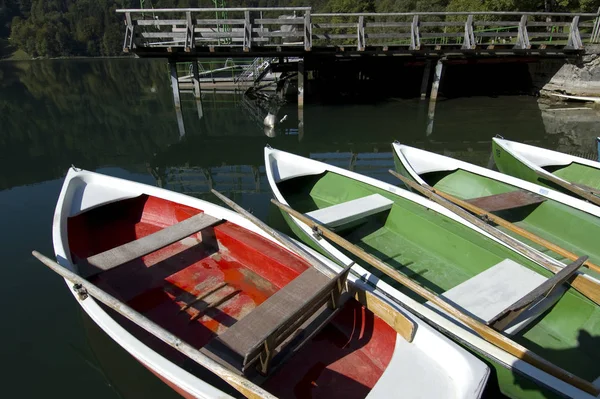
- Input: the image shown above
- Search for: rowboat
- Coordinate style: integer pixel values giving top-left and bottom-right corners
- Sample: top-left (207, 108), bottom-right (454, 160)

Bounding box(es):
top-left (265, 146), bottom-right (600, 399)
top-left (393, 142), bottom-right (600, 281)
top-left (493, 137), bottom-right (600, 206)
top-left (37, 167), bottom-right (490, 399)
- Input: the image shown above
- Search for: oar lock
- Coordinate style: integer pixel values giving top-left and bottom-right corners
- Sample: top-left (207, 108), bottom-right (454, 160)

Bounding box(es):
top-left (73, 283), bottom-right (89, 301)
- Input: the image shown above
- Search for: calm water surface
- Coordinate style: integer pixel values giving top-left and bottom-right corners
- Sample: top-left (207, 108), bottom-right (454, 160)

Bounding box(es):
top-left (1, 59), bottom-right (599, 398)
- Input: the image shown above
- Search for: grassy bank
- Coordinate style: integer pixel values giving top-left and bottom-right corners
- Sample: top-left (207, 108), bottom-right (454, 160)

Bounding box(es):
top-left (0, 38), bottom-right (31, 61)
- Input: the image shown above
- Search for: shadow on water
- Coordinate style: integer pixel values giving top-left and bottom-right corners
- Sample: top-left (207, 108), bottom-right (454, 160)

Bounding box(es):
top-left (2, 58), bottom-right (600, 398)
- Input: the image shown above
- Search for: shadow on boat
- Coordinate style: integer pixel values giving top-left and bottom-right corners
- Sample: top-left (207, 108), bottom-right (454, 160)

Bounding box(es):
top-left (511, 329), bottom-right (600, 398)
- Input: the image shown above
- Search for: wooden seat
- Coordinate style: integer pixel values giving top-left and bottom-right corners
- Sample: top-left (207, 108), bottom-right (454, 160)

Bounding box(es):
top-left (85, 212), bottom-right (221, 273)
top-left (428, 259), bottom-right (574, 335)
top-left (465, 190), bottom-right (545, 213)
top-left (305, 194), bottom-right (394, 229)
top-left (204, 264), bottom-right (352, 375)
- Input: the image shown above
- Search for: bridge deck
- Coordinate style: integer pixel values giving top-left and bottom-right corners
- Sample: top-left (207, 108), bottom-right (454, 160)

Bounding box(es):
top-left (118, 7), bottom-right (600, 59)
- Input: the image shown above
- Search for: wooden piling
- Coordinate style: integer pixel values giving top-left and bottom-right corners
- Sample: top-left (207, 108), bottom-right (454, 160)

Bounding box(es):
top-left (429, 59), bottom-right (444, 101)
top-left (420, 60), bottom-right (432, 99)
top-left (426, 59), bottom-right (444, 135)
top-left (191, 61), bottom-right (201, 99)
top-left (169, 60), bottom-right (181, 109)
top-left (298, 61), bottom-right (305, 108)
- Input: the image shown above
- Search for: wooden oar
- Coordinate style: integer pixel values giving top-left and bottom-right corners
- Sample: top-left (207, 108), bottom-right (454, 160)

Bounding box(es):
top-left (31, 251), bottom-right (275, 399)
top-left (409, 176), bottom-right (600, 275)
top-left (534, 168), bottom-right (600, 207)
top-left (389, 170), bottom-right (600, 307)
top-left (270, 199), bottom-right (600, 396)
top-left (210, 189), bottom-right (416, 342)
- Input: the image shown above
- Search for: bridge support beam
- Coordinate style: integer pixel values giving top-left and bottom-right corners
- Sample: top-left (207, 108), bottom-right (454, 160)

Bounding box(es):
top-left (429, 59), bottom-right (444, 101)
top-left (420, 60), bottom-right (432, 100)
top-left (298, 61), bottom-right (305, 139)
top-left (298, 61), bottom-right (305, 108)
top-left (169, 60), bottom-right (181, 109)
top-left (427, 59), bottom-right (445, 136)
top-left (191, 60), bottom-right (204, 120)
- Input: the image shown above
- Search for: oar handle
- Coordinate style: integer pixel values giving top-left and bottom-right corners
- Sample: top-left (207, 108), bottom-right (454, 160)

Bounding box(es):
top-left (31, 251), bottom-right (275, 399)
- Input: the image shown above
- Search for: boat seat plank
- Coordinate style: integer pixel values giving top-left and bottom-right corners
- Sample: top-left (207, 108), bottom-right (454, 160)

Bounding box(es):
top-left (431, 259), bottom-right (566, 335)
top-left (86, 212), bottom-right (221, 271)
top-left (205, 264), bottom-right (351, 375)
top-left (465, 190), bottom-right (545, 213)
top-left (488, 256), bottom-right (586, 329)
top-left (305, 194), bottom-right (393, 228)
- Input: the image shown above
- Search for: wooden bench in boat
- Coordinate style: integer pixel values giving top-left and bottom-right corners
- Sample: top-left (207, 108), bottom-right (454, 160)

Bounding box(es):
top-left (430, 257), bottom-right (585, 334)
top-left (84, 212), bottom-right (221, 273)
top-left (465, 190), bottom-right (545, 213)
top-left (203, 264), bottom-right (352, 376)
top-left (305, 194), bottom-right (394, 229)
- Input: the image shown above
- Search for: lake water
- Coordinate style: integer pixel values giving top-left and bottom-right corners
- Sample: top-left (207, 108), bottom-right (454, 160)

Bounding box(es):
top-left (1, 59), bottom-right (599, 398)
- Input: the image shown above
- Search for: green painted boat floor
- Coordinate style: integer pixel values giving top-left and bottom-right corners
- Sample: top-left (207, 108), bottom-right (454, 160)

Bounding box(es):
top-left (545, 162), bottom-right (600, 191)
top-left (278, 170), bottom-right (600, 383)
top-left (423, 168), bottom-right (600, 281)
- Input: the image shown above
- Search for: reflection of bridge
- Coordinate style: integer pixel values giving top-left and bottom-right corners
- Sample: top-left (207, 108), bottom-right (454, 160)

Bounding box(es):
top-left (122, 7), bottom-right (600, 126)
top-left (149, 152), bottom-right (396, 196)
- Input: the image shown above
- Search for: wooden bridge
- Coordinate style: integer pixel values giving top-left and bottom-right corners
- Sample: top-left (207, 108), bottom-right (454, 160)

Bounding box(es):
top-left (117, 7), bottom-right (600, 58)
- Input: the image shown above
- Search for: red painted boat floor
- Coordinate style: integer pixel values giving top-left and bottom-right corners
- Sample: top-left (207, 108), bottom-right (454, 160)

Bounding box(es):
top-left (68, 195), bottom-right (395, 398)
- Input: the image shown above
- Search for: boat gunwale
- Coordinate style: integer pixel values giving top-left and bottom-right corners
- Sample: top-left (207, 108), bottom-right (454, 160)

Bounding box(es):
top-left (494, 137), bottom-right (600, 171)
top-left (265, 145), bottom-right (599, 399)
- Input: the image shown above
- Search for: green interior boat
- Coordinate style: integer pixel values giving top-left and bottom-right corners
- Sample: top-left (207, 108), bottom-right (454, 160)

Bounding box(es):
top-left (492, 138), bottom-right (600, 198)
top-left (397, 149), bottom-right (600, 283)
top-left (276, 170), bottom-right (600, 399)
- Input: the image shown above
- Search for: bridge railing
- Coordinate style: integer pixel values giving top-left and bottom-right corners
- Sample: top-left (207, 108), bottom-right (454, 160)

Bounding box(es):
top-left (117, 8), bottom-right (600, 53)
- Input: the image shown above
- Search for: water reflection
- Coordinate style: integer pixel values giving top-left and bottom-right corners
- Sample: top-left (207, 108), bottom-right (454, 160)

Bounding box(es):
top-left (2, 58), bottom-right (600, 399)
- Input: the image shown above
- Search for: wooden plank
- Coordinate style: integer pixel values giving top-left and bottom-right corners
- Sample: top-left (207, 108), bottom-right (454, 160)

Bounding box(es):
top-left (365, 22), bottom-right (412, 28)
top-left (313, 34), bottom-right (356, 40)
top-left (305, 193), bottom-right (393, 228)
top-left (210, 189), bottom-right (416, 344)
top-left (366, 33), bottom-right (413, 39)
top-left (465, 190), bottom-right (545, 212)
top-left (489, 256), bottom-right (587, 329)
top-left (32, 251), bottom-right (275, 399)
top-left (212, 267), bottom-right (333, 359)
top-left (255, 18), bottom-right (304, 25)
top-left (86, 212), bottom-right (220, 271)
top-left (313, 23), bottom-right (356, 29)
top-left (271, 196), bottom-right (600, 396)
top-left (439, 259), bottom-right (549, 325)
top-left (430, 259), bottom-right (566, 335)
top-left (256, 31), bottom-right (303, 38)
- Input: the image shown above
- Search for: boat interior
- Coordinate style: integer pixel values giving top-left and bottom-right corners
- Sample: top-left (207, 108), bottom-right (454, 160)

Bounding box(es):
top-left (277, 170), bottom-right (600, 382)
top-left (542, 162), bottom-right (600, 190)
top-left (66, 193), bottom-right (401, 398)
top-left (414, 167), bottom-right (600, 281)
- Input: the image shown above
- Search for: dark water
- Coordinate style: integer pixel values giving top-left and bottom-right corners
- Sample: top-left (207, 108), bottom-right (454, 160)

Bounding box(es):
top-left (1, 59), bottom-right (599, 399)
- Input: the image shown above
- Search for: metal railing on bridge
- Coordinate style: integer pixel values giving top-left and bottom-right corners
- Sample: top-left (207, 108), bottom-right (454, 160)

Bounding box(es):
top-left (118, 7), bottom-right (600, 55)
